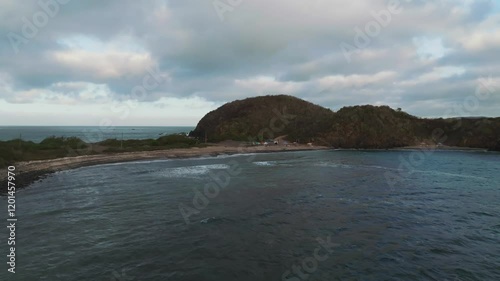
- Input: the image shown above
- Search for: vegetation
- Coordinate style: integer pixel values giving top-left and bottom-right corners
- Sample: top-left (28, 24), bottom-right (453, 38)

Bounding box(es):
top-left (190, 95), bottom-right (500, 150)
top-left (0, 134), bottom-right (202, 168)
top-left (98, 134), bottom-right (200, 152)
top-left (2, 95), bottom-right (499, 168)
top-left (319, 105), bottom-right (421, 148)
top-left (189, 95), bottom-right (334, 143)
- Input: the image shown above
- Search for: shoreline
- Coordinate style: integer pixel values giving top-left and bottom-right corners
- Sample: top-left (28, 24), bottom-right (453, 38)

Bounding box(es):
top-left (0, 144), bottom-right (329, 194)
top-left (1, 143), bottom-right (496, 195)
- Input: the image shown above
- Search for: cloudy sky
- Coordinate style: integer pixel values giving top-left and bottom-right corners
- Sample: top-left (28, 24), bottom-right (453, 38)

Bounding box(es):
top-left (1, 0), bottom-right (499, 126)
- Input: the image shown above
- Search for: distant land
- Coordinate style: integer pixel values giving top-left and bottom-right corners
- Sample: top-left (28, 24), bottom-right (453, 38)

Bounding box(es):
top-left (2, 94), bottom-right (499, 170)
top-left (2, 94), bottom-right (500, 193)
top-left (190, 95), bottom-right (500, 151)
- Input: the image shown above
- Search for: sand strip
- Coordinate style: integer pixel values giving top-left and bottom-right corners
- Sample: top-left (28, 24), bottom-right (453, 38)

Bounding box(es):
top-left (0, 144), bottom-right (328, 194)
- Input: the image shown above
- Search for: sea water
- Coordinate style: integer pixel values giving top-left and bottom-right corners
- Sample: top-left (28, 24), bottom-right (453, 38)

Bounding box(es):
top-left (0, 150), bottom-right (499, 280)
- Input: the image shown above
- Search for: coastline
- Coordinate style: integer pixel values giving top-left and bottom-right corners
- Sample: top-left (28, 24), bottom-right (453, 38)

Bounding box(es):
top-left (0, 144), bottom-right (329, 194)
top-left (2, 143), bottom-right (496, 195)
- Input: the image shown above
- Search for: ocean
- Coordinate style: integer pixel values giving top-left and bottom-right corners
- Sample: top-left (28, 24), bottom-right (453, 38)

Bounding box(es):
top-left (0, 126), bottom-right (195, 143)
top-left (1, 150), bottom-right (499, 280)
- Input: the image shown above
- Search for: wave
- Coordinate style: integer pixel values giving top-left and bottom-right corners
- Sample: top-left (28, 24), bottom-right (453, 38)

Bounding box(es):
top-left (315, 162), bottom-right (354, 169)
top-left (253, 161), bottom-right (277, 166)
top-left (154, 164), bottom-right (230, 178)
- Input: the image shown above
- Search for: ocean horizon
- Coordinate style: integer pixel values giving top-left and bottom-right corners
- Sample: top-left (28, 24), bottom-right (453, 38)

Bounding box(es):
top-left (0, 126), bottom-right (195, 143)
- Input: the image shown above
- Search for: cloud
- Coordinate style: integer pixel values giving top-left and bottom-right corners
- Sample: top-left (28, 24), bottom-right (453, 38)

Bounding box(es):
top-left (457, 29), bottom-right (500, 51)
top-left (318, 71), bottom-right (397, 89)
top-left (52, 49), bottom-right (153, 79)
top-left (0, 0), bottom-right (499, 125)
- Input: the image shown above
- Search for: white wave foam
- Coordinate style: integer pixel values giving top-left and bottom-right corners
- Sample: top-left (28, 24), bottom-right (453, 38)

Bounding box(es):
top-left (253, 161), bottom-right (276, 166)
top-left (155, 164), bottom-right (230, 178)
top-left (315, 162), bottom-right (353, 169)
top-left (316, 162), bottom-right (404, 171)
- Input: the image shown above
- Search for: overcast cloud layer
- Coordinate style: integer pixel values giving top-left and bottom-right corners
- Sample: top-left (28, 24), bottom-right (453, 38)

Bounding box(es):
top-left (1, 0), bottom-right (499, 125)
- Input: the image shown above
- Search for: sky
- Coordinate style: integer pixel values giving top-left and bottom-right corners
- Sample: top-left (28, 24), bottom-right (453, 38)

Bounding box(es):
top-left (0, 0), bottom-right (499, 126)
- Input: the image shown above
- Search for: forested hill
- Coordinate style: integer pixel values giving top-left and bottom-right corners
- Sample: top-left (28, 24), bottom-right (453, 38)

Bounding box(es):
top-left (189, 95), bottom-right (333, 142)
top-left (189, 95), bottom-right (500, 150)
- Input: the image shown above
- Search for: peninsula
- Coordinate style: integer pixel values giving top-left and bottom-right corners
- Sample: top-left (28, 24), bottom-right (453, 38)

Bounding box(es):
top-left (1, 95), bottom-right (499, 193)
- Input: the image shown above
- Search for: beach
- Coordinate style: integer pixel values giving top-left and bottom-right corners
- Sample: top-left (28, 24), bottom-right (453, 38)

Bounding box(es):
top-left (0, 143), bottom-right (328, 194)
top-left (2, 142), bottom-right (493, 194)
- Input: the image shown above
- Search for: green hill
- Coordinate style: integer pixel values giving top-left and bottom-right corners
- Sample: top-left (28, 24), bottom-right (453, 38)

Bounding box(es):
top-left (190, 95), bottom-right (500, 150)
top-left (319, 105), bottom-right (422, 148)
top-left (189, 95), bottom-right (333, 142)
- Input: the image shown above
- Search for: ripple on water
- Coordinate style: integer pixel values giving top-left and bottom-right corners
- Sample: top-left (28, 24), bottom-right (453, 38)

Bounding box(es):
top-left (152, 164), bottom-right (230, 178)
top-left (8, 150), bottom-right (500, 280)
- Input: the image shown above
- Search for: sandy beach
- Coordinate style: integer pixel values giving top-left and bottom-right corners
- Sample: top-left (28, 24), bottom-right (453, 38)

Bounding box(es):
top-left (0, 143), bottom-right (329, 193)
top-left (2, 142), bottom-right (493, 194)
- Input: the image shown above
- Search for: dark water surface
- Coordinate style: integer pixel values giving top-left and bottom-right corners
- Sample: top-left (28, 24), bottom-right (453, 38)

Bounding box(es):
top-left (1, 150), bottom-right (499, 280)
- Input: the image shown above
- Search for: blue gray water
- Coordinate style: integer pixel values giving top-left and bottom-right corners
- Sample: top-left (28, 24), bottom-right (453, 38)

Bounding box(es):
top-left (1, 150), bottom-right (499, 280)
top-left (0, 126), bottom-right (194, 143)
